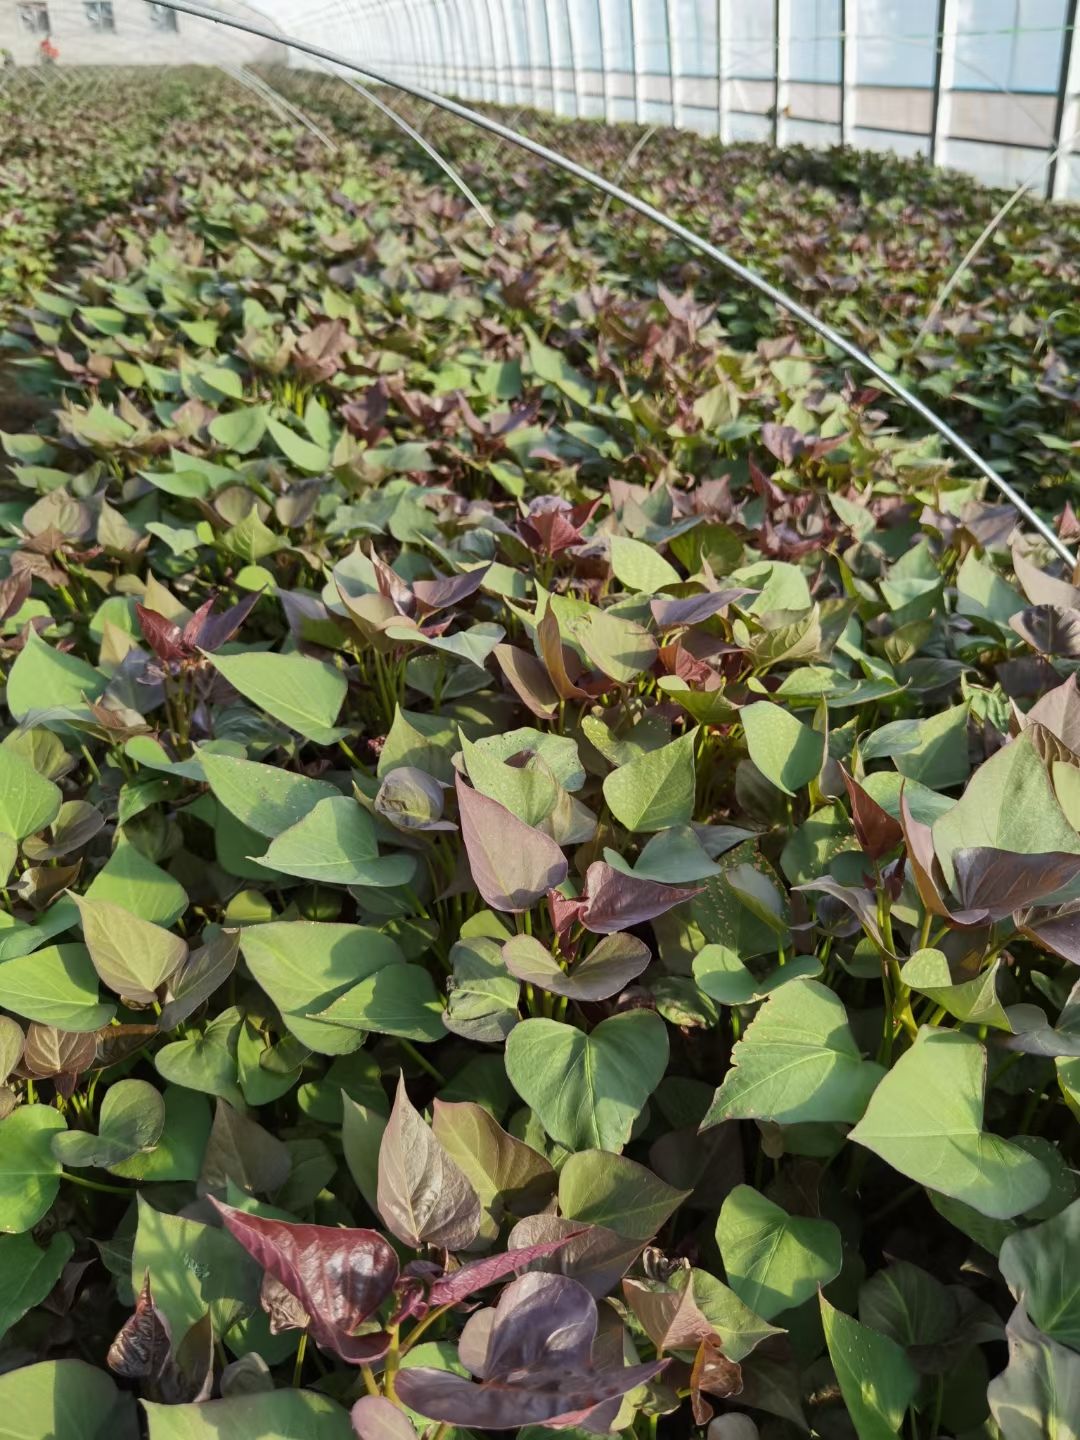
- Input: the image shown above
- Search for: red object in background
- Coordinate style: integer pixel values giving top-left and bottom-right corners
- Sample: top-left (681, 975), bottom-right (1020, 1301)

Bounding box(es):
top-left (39, 37), bottom-right (59, 62)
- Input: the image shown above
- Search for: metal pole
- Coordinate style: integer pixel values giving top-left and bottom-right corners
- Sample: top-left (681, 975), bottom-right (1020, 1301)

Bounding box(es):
top-left (1048, 0), bottom-right (1078, 198)
top-left (630, 0), bottom-right (642, 125)
top-left (838, 0), bottom-right (846, 146)
top-left (538, 0), bottom-right (556, 109)
top-left (715, 0), bottom-right (722, 139)
top-left (929, 0), bottom-right (947, 165)
top-left (597, 0), bottom-right (611, 123)
top-left (771, 0), bottom-right (780, 145)
top-left (140, 0), bottom-right (1079, 568)
top-left (662, 0), bottom-right (675, 127)
top-left (566, 0), bottom-right (583, 118)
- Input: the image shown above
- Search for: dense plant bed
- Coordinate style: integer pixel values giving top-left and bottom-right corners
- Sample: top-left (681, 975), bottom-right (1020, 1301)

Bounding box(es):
top-left (0, 68), bottom-right (1077, 1440)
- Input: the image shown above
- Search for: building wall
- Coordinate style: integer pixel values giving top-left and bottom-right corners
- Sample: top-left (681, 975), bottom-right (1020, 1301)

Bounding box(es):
top-left (0, 0), bottom-right (279, 66)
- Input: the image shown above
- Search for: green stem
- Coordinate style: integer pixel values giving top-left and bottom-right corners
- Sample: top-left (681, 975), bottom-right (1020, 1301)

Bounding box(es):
top-left (292, 1331), bottom-right (308, 1387)
top-left (401, 1303), bottom-right (453, 1355)
top-left (917, 908), bottom-right (934, 951)
top-left (397, 1038), bottom-right (446, 1086)
top-left (62, 1171), bottom-right (132, 1195)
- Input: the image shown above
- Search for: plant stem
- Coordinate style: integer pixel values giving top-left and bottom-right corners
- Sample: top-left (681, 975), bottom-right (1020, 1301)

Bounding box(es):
top-left (361, 1365), bottom-right (380, 1397)
top-left (62, 1171), bottom-right (131, 1195)
top-left (292, 1331), bottom-right (308, 1387)
top-left (401, 1303), bottom-right (453, 1355)
top-left (397, 1038), bottom-right (446, 1086)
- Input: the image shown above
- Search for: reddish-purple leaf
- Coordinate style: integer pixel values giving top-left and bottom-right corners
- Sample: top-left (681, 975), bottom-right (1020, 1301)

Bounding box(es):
top-left (650, 589), bottom-right (754, 628)
top-left (796, 876), bottom-right (891, 950)
top-left (1020, 903), bottom-right (1080, 965)
top-left (953, 848), bottom-right (1080, 921)
top-left (188, 589), bottom-right (262, 652)
top-left (351, 1395), bottom-right (418, 1440)
top-left (518, 497), bottom-right (590, 558)
top-left (456, 775), bottom-right (568, 913)
top-left (0, 571), bottom-right (31, 625)
top-left (427, 1233), bottom-right (584, 1308)
top-left (690, 1334), bottom-right (743, 1425)
top-left (260, 1272), bottom-right (309, 1335)
top-left (493, 643), bottom-right (560, 719)
top-left (395, 1272), bottom-right (666, 1429)
top-left (507, 1216), bottom-right (644, 1298)
top-left (413, 566), bottom-right (490, 614)
top-left (578, 862), bottom-right (703, 934)
top-left (536, 609), bottom-right (590, 701)
top-left (1010, 605), bottom-right (1080, 657)
top-left (840, 767), bottom-right (903, 861)
top-left (135, 605), bottom-right (185, 665)
top-left (210, 1200), bottom-right (397, 1364)
top-left (107, 1273), bottom-right (172, 1382)
top-left (899, 792), bottom-right (953, 919)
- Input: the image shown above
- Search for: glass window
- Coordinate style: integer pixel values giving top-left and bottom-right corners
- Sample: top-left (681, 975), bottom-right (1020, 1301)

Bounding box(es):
top-left (18, 3), bottom-right (50, 34)
top-left (85, 1), bottom-right (116, 30)
top-left (148, 2), bottom-right (179, 31)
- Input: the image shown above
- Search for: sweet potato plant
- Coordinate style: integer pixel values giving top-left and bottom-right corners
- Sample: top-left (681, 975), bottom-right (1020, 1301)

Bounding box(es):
top-left (0, 67), bottom-right (1077, 1440)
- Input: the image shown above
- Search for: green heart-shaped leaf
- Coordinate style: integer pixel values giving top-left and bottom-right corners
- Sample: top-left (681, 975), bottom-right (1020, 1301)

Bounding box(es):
top-left (504, 1011), bottom-right (668, 1152)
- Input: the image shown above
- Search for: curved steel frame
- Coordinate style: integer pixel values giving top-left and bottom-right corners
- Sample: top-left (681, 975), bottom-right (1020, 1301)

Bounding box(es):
top-left (120, 0), bottom-right (1079, 565)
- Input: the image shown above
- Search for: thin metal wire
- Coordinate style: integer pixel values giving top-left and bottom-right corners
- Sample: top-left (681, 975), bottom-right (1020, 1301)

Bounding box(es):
top-left (230, 64), bottom-right (339, 148)
top-left (128, 0), bottom-right (1080, 566)
top-left (313, 60), bottom-right (495, 226)
top-left (916, 122), bottom-right (1080, 344)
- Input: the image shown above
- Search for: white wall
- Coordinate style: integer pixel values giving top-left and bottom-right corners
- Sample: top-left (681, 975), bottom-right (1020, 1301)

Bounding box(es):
top-left (0, 0), bottom-right (279, 66)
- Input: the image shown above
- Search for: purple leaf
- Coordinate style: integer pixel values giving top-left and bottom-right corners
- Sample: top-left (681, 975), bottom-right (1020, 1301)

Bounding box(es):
top-left (1020, 903), bottom-right (1080, 965)
top-left (1010, 605), bottom-right (1080, 657)
top-left (428, 1233), bottom-right (584, 1308)
top-left (578, 862), bottom-right (703, 934)
top-left (135, 605), bottom-right (186, 666)
top-left (953, 848), bottom-right (1080, 921)
top-left (188, 589), bottom-right (262, 652)
top-left (899, 792), bottom-right (954, 919)
top-left (395, 1273), bottom-right (666, 1429)
top-left (650, 589), bottom-right (755, 628)
top-left (507, 1216), bottom-right (644, 1298)
top-left (456, 775), bottom-right (568, 913)
top-left (840, 767), bottom-right (903, 861)
top-left (376, 1074), bottom-right (481, 1251)
top-left (210, 1199), bottom-right (397, 1364)
top-left (413, 566), bottom-right (490, 614)
top-left (107, 1272), bottom-right (173, 1383)
top-left (351, 1396), bottom-right (417, 1440)
top-left (796, 877), bottom-right (891, 950)
top-left (493, 643), bottom-right (560, 720)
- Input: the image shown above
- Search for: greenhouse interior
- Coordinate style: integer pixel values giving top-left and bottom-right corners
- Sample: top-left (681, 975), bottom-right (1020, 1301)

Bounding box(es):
top-left (0, 1), bottom-right (1078, 1438)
